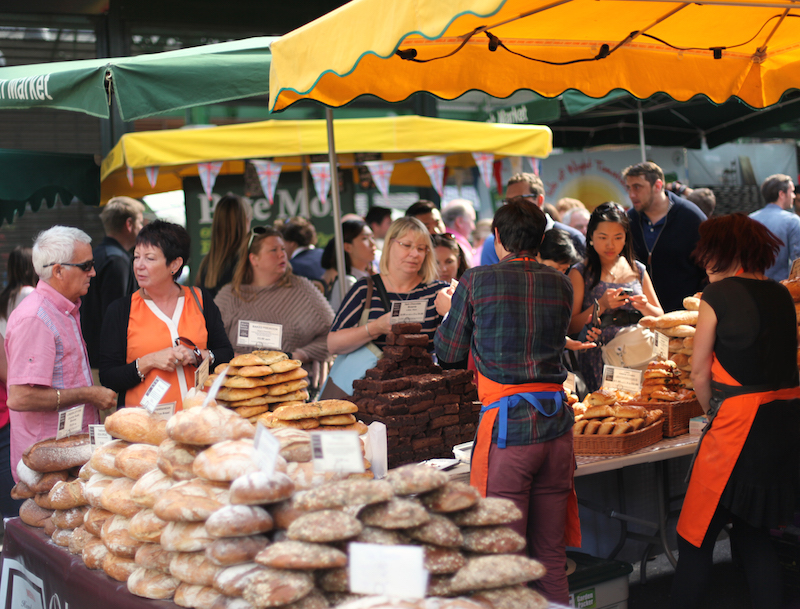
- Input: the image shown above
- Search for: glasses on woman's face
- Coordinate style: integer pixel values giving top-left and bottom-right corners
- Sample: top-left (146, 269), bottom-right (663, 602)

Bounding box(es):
top-left (43, 259), bottom-right (95, 272)
top-left (394, 240), bottom-right (429, 255)
top-left (247, 226), bottom-right (268, 250)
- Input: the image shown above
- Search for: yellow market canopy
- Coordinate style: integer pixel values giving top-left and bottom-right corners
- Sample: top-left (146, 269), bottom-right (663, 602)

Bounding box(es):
top-left (101, 115), bottom-right (552, 199)
top-left (269, 0), bottom-right (800, 112)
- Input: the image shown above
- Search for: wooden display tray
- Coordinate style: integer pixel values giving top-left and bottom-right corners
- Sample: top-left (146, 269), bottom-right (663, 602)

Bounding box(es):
top-left (574, 420), bottom-right (663, 456)
top-left (627, 398), bottom-right (703, 437)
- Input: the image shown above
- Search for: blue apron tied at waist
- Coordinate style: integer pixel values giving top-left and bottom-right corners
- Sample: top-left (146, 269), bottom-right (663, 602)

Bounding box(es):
top-left (480, 391), bottom-right (564, 449)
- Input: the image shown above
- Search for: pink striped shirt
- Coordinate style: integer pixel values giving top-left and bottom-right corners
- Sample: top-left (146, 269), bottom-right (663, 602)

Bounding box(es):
top-left (5, 281), bottom-right (99, 480)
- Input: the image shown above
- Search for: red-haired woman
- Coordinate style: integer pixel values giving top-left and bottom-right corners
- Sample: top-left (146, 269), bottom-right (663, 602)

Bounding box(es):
top-left (670, 213), bottom-right (800, 609)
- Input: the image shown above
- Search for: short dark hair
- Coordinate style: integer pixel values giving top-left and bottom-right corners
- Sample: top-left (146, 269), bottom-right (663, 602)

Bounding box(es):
top-left (492, 197), bottom-right (547, 254)
top-left (622, 162), bottom-right (664, 187)
top-left (365, 206), bottom-right (391, 226)
top-left (405, 200), bottom-right (437, 218)
top-left (506, 173), bottom-right (545, 199)
top-left (280, 216), bottom-right (317, 247)
top-left (760, 174), bottom-right (793, 205)
top-left (693, 213), bottom-right (782, 275)
top-left (136, 220), bottom-right (191, 278)
top-left (686, 188), bottom-right (716, 217)
top-left (539, 228), bottom-right (580, 266)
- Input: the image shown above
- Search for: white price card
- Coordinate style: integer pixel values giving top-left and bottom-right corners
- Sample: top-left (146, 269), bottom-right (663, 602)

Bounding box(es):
top-left (311, 431), bottom-right (365, 474)
top-left (56, 405), bottom-right (84, 440)
top-left (253, 423), bottom-right (281, 476)
top-left (140, 377), bottom-right (171, 413)
top-left (563, 372), bottom-right (576, 395)
top-left (195, 355), bottom-right (210, 390)
top-left (389, 301), bottom-right (426, 324)
top-left (348, 543), bottom-right (428, 598)
top-left (152, 402), bottom-right (176, 420)
top-left (653, 331), bottom-right (670, 361)
top-left (602, 365), bottom-right (643, 394)
top-left (237, 320), bottom-right (282, 350)
top-left (204, 365), bottom-right (229, 407)
top-left (89, 424), bottom-right (112, 450)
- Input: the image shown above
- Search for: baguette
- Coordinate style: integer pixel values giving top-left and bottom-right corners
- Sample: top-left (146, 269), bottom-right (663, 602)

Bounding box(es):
top-left (654, 310), bottom-right (699, 328)
top-left (660, 325), bottom-right (696, 338)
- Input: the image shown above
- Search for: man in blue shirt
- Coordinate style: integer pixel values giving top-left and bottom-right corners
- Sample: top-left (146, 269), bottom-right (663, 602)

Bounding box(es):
top-left (480, 173), bottom-right (585, 266)
top-left (749, 174), bottom-right (800, 281)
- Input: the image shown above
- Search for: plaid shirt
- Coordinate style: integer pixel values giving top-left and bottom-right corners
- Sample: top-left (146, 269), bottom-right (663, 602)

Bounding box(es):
top-left (434, 253), bottom-right (574, 444)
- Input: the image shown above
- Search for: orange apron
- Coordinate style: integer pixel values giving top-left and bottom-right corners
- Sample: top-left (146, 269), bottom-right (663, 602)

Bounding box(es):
top-left (471, 371), bottom-right (582, 547)
top-left (677, 355), bottom-right (800, 547)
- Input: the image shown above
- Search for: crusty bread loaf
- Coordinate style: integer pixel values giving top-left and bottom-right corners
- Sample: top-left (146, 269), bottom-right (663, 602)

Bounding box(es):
top-left (16, 462), bottom-right (69, 494)
top-left (205, 535), bottom-right (270, 567)
top-left (84, 506), bottom-right (114, 537)
top-left (269, 499), bottom-right (305, 531)
top-left (254, 540), bottom-right (347, 570)
top-left (287, 510), bottom-right (362, 543)
top-left (229, 471), bottom-right (294, 505)
top-left (386, 464), bottom-right (449, 496)
top-left (153, 478), bottom-right (230, 522)
top-left (169, 551), bottom-right (222, 587)
top-left (131, 468), bottom-right (175, 508)
top-left (129, 508), bottom-right (169, 543)
top-left (205, 505), bottom-right (273, 538)
top-left (293, 478), bottom-right (393, 511)
top-left (135, 543), bottom-right (178, 574)
top-left (127, 566), bottom-right (181, 600)
top-left (48, 478), bottom-right (87, 509)
top-left (51, 527), bottom-right (73, 547)
top-left (79, 461), bottom-right (97, 480)
top-left (470, 585), bottom-right (549, 609)
top-left (638, 315), bottom-right (658, 328)
top-left (102, 514), bottom-right (145, 558)
top-left (360, 497), bottom-right (430, 529)
top-left (354, 526), bottom-right (409, 547)
top-left (68, 525), bottom-right (93, 555)
top-left (10, 480), bottom-right (36, 500)
top-left (419, 481), bottom-right (480, 513)
top-left (212, 562), bottom-right (266, 596)
top-left (100, 476), bottom-right (140, 517)
top-left (22, 434), bottom-right (93, 473)
top-left (105, 408), bottom-right (169, 445)
top-left (90, 439), bottom-right (131, 477)
top-left (103, 552), bottom-right (138, 582)
top-left (449, 555), bottom-right (546, 592)
top-left (19, 498), bottom-right (53, 527)
top-left (315, 567), bottom-right (348, 593)
top-left (241, 567), bottom-right (314, 608)
top-left (193, 439), bottom-right (259, 482)
top-left (173, 583), bottom-right (221, 609)
top-left (460, 526), bottom-right (527, 554)
top-left (157, 439), bottom-right (201, 481)
top-left (33, 491), bottom-right (55, 510)
top-left (423, 545), bottom-right (467, 575)
top-left (405, 513), bottom-right (463, 547)
top-left (52, 505), bottom-right (88, 529)
top-left (84, 473), bottom-right (116, 508)
top-left (285, 461), bottom-right (349, 491)
top-left (82, 535), bottom-right (108, 569)
top-left (115, 443), bottom-right (160, 480)
top-left (160, 521), bottom-right (216, 553)
top-left (166, 405), bottom-right (255, 446)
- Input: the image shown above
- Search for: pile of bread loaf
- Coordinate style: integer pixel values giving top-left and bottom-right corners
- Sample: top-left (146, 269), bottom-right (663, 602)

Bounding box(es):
top-left (205, 350), bottom-right (310, 422)
top-left (639, 295), bottom-right (700, 391)
top-left (351, 323), bottom-right (480, 468)
top-left (573, 389), bottom-right (663, 436)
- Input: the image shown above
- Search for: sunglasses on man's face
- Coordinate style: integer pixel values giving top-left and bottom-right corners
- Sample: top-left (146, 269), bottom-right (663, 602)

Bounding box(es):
top-left (43, 259), bottom-right (95, 272)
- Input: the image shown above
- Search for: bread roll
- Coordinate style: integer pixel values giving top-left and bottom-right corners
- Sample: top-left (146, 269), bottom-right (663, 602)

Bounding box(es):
top-left (193, 439), bottom-right (259, 482)
top-left (127, 566), bottom-right (180, 600)
top-left (157, 440), bottom-right (201, 481)
top-left (153, 478), bottom-right (230, 522)
top-left (100, 476), bottom-right (140, 517)
top-left (105, 408), bottom-right (168, 445)
top-left (205, 535), bottom-right (270, 567)
top-left (102, 552), bottom-right (138, 582)
top-left (169, 551), bottom-right (222, 587)
top-left (79, 461), bottom-right (96, 481)
top-left (48, 478), bottom-right (87, 509)
top-left (450, 497), bottom-right (523, 527)
top-left (683, 296), bottom-right (701, 311)
top-left (102, 514), bottom-right (145, 558)
top-left (583, 405), bottom-right (615, 419)
top-left (83, 535), bottom-right (108, 569)
top-left (573, 420), bottom-right (589, 435)
top-left (583, 420), bottom-right (602, 435)
top-left (230, 350), bottom-right (287, 367)
top-left (115, 443), bottom-right (159, 480)
top-left (597, 421), bottom-right (616, 435)
top-left (90, 439), bottom-right (131, 477)
top-left (166, 405), bottom-right (255, 446)
top-left (131, 468), bottom-right (175, 508)
top-left (612, 420), bottom-right (633, 435)
top-left (129, 508), bottom-right (169, 543)
top-left (205, 505), bottom-right (273, 538)
top-left (22, 434), bottom-right (93, 473)
top-left (584, 389), bottom-right (617, 407)
top-left (612, 404), bottom-right (647, 419)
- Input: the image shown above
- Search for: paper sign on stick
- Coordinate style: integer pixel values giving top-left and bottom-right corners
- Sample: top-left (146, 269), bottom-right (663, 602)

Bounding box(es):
top-left (56, 405), bottom-right (84, 440)
top-left (311, 431), bottom-right (364, 473)
top-left (602, 365), bottom-right (643, 394)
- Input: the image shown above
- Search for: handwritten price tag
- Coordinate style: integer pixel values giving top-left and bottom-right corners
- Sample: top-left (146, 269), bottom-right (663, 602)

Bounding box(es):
top-left (602, 365), bottom-right (643, 394)
top-left (89, 424), bottom-right (112, 450)
top-left (56, 405), bottom-right (84, 440)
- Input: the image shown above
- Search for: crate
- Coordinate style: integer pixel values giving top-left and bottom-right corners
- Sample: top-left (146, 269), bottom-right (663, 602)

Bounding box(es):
top-left (627, 398), bottom-right (703, 437)
top-left (574, 421), bottom-right (663, 456)
top-left (568, 551), bottom-right (633, 609)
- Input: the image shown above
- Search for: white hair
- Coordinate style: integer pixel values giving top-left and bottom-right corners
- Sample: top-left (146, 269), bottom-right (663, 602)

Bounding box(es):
top-left (32, 226), bottom-right (92, 281)
top-left (441, 199), bottom-right (476, 227)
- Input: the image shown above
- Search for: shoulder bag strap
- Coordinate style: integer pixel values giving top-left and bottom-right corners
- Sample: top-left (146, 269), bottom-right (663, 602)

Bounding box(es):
top-left (188, 286), bottom-right (205, 316)
top-left (358, 275), bottom-right (374, 326)
top-left (371, 274), bottom-right (392, 311)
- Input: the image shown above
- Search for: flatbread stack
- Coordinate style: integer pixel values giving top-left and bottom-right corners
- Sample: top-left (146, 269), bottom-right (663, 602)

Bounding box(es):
top-left (634, 360), bottom-right (692, 403)
top-left (204, 351), bottom-right (310, 424)
top-left (639, 293), bottom-right (701, 391)
top-left (256, 399), bottom-right (369, 435)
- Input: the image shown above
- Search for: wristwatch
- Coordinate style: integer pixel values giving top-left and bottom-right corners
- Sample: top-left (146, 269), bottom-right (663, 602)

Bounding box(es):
top-left (208, 350), bottom-right (215, 367)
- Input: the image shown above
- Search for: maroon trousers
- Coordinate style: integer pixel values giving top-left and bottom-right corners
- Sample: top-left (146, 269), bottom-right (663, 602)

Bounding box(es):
top-left (486, 432), bottom-right (575, 604)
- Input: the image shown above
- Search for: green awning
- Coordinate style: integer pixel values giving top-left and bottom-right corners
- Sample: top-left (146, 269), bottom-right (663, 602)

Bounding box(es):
top-left (0, 37), bottom-right (274, 122)
top-left (0, 149), bottom-right (100, 226)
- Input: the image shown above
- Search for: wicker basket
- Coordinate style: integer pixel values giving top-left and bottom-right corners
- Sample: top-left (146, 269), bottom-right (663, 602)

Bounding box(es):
top-left (574, 421), bottom-right (663, 456)
top-left (628, 398), bottom-right (703, 437)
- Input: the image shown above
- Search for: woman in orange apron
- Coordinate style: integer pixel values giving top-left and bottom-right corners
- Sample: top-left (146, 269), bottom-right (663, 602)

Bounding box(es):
top-left (670, 214), bottom-right (800, 609)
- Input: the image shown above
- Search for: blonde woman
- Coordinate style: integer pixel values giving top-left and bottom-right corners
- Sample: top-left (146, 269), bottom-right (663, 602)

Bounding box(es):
top-left (328, 217), bottom-right (447, 355)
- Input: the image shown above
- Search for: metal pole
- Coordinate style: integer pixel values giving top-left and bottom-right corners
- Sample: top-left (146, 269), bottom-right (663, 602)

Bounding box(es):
top-left (326, 108), bottom-right (348, 303)
top-left (637, 101), bottom-right (646, 163)
top-left (301, 156), bottom-right (310, 216)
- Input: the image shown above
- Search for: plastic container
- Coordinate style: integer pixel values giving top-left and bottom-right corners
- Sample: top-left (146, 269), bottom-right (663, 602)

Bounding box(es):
top-left (568, 551), bottom-right (633, 609)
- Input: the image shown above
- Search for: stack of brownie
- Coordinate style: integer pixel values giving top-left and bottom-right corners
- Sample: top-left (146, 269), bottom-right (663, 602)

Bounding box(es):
top-left (351, 323), bottom-right (481, 467)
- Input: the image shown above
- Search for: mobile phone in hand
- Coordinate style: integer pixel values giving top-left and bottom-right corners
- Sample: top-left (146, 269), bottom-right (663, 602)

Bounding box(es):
top-left (592, 299), bottom-right (601, 327)
top-left (619, 288), bottom-right (634, 295)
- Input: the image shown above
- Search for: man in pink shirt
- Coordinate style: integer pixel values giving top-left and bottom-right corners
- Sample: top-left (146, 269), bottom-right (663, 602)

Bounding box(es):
top-left (5, 226), bottom-right (117, 480)
top-left (441, 199), bottom-right (477, 268)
